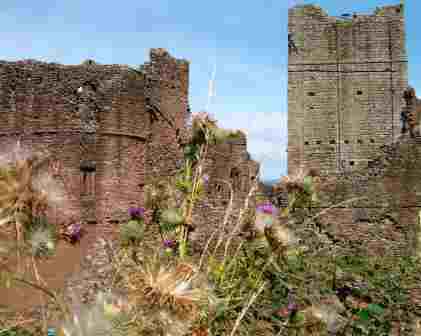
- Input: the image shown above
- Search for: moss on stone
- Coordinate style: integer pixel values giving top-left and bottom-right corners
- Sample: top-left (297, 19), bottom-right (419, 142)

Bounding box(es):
top-left (374, 7), bottom-right (385, 16)
top-left (295, 4), bottom-right (324, 17)
top-left (336, 20), bottom-right (353, 28)
top-left (295, 31), bottom-right (305, 48)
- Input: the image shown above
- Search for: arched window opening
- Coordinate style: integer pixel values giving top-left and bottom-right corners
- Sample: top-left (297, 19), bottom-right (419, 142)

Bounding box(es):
top-left (80, 160), bottom-right (96, 195)
top-left (230, 167), bottom-right (241, 190)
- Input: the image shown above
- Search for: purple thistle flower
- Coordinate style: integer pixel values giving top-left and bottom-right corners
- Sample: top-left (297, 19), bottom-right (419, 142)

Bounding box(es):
top-left (287, 302), bottom-right (298, 312)
top-left (67, 223), bottom-right (82, 243)
top-left (202, 174), bottom-right (210, 184)
top-left (69, 223), bottom-right (81, 234)
top-left (163, 239), bottom-right (176, 248)
top-left (287, 291), bottom-right (298, 314)
top-left (128, 207), bottom-right (145, 219)
top-left (256, 201), bottom-right (277, 215)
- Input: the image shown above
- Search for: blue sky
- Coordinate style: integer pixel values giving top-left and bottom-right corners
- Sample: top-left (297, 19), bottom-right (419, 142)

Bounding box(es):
top-left (1, 0), bottom-right (419, 182)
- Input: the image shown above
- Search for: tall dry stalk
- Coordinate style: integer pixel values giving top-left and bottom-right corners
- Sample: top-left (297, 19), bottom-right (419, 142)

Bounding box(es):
top-left (180, 142), bottom-right (209, 259)
top-left (195, 170), bottom-right (260, 280)
top-left (0, 158), bottom-right (39, 274)
top-left (228, 281), bottom-right (267, 336)
top-left (222, 173), bottom-right (260, 262)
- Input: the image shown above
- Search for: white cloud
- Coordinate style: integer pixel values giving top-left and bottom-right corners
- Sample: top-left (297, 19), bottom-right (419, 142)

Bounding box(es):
top-left (217, 111), bottom-right (287, 141)
top-left (248, 138), bottom-right (287, 161)
top-left (214, 111), bottom-right (288, 179)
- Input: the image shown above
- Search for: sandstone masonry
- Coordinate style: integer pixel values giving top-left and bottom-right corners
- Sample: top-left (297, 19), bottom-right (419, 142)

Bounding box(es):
top-left (282, 3), bottom-right (421, 258)
top-left (0, 48), bottom-right (259, 241)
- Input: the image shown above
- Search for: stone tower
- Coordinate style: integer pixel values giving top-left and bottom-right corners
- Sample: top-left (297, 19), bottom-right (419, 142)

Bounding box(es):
top-left (287, 3), bottom-right (407, 176)
top-left (0, 49), bottom-right (190, 231)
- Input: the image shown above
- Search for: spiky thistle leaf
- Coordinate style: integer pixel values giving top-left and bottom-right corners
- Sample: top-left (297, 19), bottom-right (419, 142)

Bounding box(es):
top-left (120, 220), bottom-right (144, 246)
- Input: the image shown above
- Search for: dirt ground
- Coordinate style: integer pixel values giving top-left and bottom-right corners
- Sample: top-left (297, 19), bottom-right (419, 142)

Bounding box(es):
top-left (0, 223), bottom-right (99, 314)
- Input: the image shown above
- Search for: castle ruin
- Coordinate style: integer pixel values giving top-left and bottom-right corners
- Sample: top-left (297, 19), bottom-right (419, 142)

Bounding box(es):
top-left (288, 3), bottom-right (408, 175)
top-left (285, 3), bottom-right (421, 260)
top-left (0, 48), bottom-right (260, 240)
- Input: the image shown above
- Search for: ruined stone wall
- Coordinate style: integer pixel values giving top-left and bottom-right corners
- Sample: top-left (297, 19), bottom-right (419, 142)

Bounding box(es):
top-left (0, 59), bottom-right (143, 228)
top-left (278, 133), bottom-right (421, 258)
top-left (402, 86), bottom-right (421, 137)
top-left (0, 49), bottom-right (261, 255)
top-left (0, 50), bottom-right (190, 236)
top-left (288, 3), bottom-right (407, 176)
top-left (94, 69), bottom-right (149, 231)
top-left (143, 49), bottom-right (190, 184)
top-left (312, 134), bottom-right (421, 257)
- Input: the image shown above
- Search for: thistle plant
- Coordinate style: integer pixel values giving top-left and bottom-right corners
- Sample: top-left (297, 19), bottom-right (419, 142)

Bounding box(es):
top-left (280, 166), bottom-right (320, 216)
top-left (120, 207), bottom-right (145, 246)
top-left (178, 112), bottom-right (244, 258)
top-left (62, 222), bottom-right (83, 244)
top-left (128, 207), bottom-right (145, 220)
top-left (27, 225), bottom-right (56, 258)
top-left (143, 176), bottom-right (180, 240)
top-left (0, 143), bottom-right (61, 277)
top-left (254, 201), bottom-right (278, 235)
top-left (119, 247), bottom-right (217, 336)
top-left (163, 238), bottom-right (177, 256)
top-left (144, 110), bottom-right (244, 260)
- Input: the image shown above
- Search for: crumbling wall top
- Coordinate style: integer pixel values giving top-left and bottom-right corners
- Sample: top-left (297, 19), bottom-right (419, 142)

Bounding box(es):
top-left (150, 48), bottom-right (190, 66)
top-left (289, 2), bottom-right (404, 24)
top-left (289, 4), bottom-right (328, 17)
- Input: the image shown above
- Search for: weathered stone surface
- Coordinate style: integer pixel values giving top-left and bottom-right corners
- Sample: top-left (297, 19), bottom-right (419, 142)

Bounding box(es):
top-left (282, 3), bottom-right (421, 258)
top-left (284, 6), bottom-right (421, 327)
top-left (0, 48), bottom-right (259, 240)
top-left (288, 4), bottom-right (407, 176)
